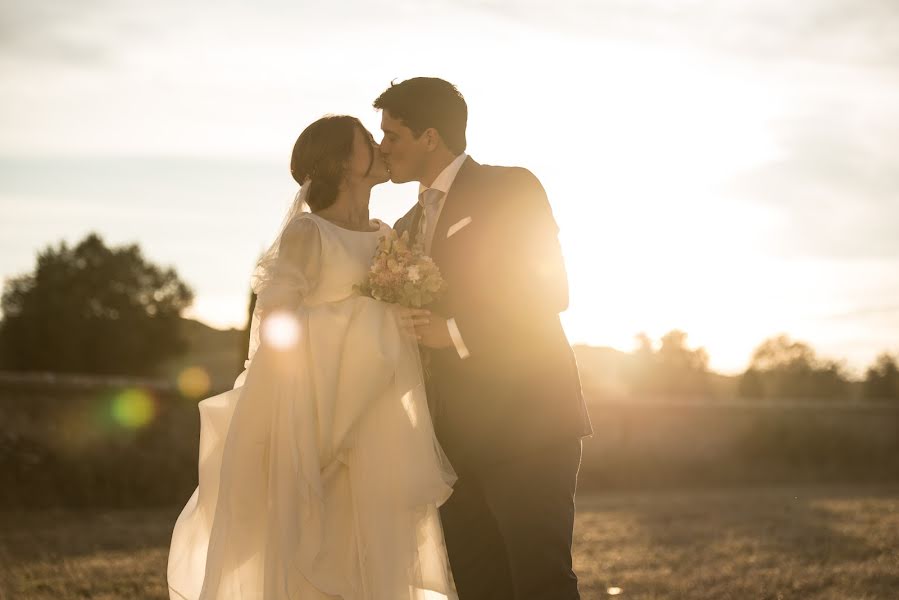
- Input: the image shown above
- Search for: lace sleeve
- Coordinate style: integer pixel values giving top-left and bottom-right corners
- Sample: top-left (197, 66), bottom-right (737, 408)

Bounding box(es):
top-left (242, 217), bottom-right (322, 373)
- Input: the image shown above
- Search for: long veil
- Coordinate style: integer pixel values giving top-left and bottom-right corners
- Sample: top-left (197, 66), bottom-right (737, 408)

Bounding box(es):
top-left (241, 183), bottom-right (310, 380)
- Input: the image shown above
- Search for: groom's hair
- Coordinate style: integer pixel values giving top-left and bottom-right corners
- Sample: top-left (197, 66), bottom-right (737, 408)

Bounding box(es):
top-left (373, 78), bottom-right (467, 154)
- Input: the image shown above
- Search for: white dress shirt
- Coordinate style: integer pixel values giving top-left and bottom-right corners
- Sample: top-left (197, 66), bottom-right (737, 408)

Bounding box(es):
top-left (419, 152), bottom-right (471, 360)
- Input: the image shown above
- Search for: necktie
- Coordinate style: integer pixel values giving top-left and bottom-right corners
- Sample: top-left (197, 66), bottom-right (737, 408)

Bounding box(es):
top-left (418, 188), bottom-right (445, 254)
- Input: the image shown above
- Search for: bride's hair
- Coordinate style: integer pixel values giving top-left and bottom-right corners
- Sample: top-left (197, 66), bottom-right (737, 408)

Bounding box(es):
top-left (290, 115), bottom-right (374, 211)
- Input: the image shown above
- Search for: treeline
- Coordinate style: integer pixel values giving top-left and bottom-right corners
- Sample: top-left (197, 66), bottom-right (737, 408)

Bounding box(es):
top-left (2, 233), bottom-right (897, 401)
top-left (738, 335), bottom-right (899, 400)
top-left (577, 330), bottom-right (899, 401)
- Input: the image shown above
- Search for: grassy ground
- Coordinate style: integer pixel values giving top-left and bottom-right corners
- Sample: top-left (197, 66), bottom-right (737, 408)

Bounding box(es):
top-left (1, 485), bottom-right (897, 599)
top-left (572, 485), bottom-right (899, 599)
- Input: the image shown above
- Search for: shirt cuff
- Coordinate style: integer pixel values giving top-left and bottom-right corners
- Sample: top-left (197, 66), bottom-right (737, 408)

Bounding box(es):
top-left (446, 317), bottom-right (471, 360)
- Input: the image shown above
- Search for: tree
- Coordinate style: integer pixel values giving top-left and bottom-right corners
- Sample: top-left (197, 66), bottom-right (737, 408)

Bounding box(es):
top-left (863, 353), bottom-right (899, 400)
top-left (0, 233), bottom-right (193, 375)
top-left (738, 334), bottom-right (849, 399)
top-left (626, 330), bottom-right (710, 397)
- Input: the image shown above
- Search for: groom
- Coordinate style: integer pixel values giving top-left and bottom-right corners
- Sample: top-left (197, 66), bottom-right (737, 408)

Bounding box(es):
top-left (374, 78), bottom-right (593, 600)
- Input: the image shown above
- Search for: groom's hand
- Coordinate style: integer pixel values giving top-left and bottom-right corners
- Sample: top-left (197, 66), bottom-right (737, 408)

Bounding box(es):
top-left (396, 307), bottom-right (431, 336)
top-left (394, 305), bottom-right (431, 335)
top-left (413, 311), bottom-right (453, 349)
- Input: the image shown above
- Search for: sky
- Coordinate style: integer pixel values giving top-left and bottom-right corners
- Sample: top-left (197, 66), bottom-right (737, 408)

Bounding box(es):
top-left (1, 0), bottom-right (897, 374)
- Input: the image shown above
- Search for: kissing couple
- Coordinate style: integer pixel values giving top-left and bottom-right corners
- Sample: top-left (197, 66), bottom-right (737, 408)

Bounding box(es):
top-left (167, 77), bottom-right (593, 600)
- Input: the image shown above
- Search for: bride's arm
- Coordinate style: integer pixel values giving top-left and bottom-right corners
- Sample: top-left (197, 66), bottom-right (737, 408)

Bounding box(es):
top-left (255, 218), bottom-right (322, 314)
top-left (245, 218), bottom-right (322, 368)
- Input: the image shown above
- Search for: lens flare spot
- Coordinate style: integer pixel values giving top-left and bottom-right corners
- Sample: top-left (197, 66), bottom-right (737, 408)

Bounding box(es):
top-left (262, 310), bottom-right (301, 350)
top-left (607, 587), bottom-right (623, 596)
top-left (111, 389), bottom-right (156, 429)
top-left (178, 366), bottom-right (211, 398)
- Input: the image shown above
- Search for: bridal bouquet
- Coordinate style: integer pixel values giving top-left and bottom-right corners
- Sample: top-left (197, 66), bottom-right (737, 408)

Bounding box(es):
top-left (355, 230), bottom-right (447, 308)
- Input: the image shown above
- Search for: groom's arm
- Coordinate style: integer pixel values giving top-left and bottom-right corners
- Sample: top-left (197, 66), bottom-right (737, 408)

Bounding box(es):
top-left (448, 168), bottom-right (570, 357)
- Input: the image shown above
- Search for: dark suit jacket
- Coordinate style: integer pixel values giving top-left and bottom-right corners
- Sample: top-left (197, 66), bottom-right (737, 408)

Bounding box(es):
top-left (395, 157), bottom-right (593, 473)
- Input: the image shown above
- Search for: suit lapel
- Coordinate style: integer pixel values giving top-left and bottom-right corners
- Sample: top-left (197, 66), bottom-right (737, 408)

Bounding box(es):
top-left (430, 157), bottom-right (479, 262)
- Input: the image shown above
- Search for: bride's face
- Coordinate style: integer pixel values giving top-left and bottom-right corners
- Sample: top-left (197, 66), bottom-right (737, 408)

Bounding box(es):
top-left (348, 126), bottom-right (389, 186)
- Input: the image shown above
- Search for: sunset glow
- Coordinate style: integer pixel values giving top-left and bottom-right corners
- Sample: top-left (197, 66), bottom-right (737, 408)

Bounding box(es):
top-left (2, 1), bottom-right (897, 374)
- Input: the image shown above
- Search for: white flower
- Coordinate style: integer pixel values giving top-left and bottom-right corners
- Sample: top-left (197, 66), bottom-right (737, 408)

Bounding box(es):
top-left (406, 265), bottom-right (421, 282)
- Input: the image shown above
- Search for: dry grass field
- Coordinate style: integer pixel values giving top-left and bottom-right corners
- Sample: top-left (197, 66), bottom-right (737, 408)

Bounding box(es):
top-left (1, 485), bottom-right (897, 600)
top-left (572, 485), bottom-right (899, 599)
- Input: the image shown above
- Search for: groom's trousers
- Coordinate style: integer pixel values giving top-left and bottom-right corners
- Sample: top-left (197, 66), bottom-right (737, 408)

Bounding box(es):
top-left (439, 438), bottom-right (582, 600)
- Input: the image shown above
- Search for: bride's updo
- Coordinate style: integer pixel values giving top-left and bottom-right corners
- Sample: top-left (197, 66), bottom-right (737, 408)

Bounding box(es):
top-left (290, 115), bottom-right (372, 211)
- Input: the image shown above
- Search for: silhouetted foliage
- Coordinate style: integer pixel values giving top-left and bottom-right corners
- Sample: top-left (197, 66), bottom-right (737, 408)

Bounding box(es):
top-left (738, 334), bottom-right (849, 399)
top-left (0, 233), bottom-right (193, 375)
top-left (863, 353), bottom-right (899, 400)
top-left (625, 330), bottom-right (710, 397)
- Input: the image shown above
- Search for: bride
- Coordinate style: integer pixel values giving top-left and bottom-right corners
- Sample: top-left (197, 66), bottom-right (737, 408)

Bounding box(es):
top-left (167, 115), bottom-right (458, 600)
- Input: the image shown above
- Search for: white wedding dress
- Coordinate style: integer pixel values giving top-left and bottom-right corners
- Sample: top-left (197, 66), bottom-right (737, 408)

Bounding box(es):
top-left (168, 211), bottom-right (458, 600)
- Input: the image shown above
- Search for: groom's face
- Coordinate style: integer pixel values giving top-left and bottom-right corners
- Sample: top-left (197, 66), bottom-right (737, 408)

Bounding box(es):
top-left (379, 111), bottom-right (428, 184)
